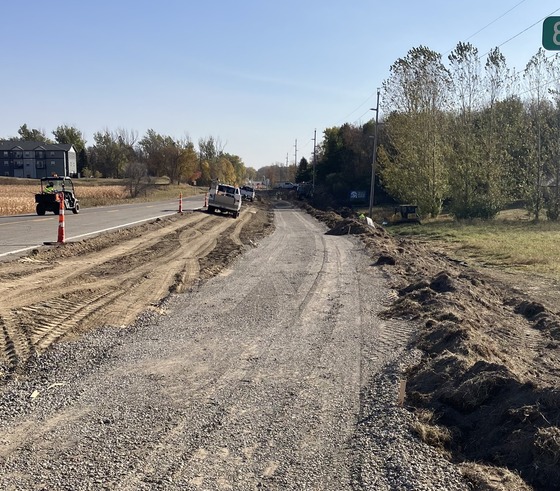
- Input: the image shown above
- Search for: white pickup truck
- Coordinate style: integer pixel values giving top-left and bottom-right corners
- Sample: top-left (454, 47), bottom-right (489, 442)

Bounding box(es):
top-left (240, 185), bottom-right (255, 201)
top-left (207, 181), bottom-right (242, 218)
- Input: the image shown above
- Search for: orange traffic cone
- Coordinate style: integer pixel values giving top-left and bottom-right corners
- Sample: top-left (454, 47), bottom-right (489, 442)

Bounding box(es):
top-left (178, 192), bottom-right (183, 213)
top-left (57, 192), bottom-right (65, 243)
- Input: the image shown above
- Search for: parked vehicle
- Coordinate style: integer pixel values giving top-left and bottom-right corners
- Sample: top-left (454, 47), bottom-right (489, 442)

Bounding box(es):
top-left (390, 204), bottom-right (421, 224)
top-left (35, 176), bottom-right (80, 215)
top-left (275, 182), bottom-right (298, 190)
top-left (207, 181), bottom-right (242, 218)
top-left (240, 185), bottom-right (255, 201)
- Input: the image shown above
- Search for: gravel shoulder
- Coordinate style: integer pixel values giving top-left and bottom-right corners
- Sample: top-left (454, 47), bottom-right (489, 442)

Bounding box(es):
top-left (0, 200), bottom-right (470, 490)
top-left (1, 198), bottom-right (558, 490)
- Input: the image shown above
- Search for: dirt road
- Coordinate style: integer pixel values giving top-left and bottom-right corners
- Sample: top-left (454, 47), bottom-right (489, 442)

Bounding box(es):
top-left (1, 198), bottom-right (559, 490)
top-left (0, 200), bottom-right (468, 490)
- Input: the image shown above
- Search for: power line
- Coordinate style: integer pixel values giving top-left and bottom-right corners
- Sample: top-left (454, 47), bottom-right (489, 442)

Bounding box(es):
top-left (305, 5), bottom-right (560, 163)
top-left (478, 7), bottom-right (560, 60)
top-left (336, 89), bottom-right (378, 125)
top-left (464, 0), bottom-right (529, 43)
top-left (352, 108), bottom-right (376, 126)
top-left (443, 0), bottom-right (529, 56)
top-left (346, 2), bottom-right (551, 129)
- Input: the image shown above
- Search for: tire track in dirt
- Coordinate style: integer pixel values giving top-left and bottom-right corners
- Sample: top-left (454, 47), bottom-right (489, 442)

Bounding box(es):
top-left (97, 207), bottom-right (346, 488)
top-left (116, 208), bottom-right (411, 489)
top-left (0, 205), bottom-right (270, 377)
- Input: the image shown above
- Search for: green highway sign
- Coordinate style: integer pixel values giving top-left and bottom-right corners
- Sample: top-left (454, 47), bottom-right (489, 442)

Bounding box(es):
top-left (543, 16), bottom-right (560, 50)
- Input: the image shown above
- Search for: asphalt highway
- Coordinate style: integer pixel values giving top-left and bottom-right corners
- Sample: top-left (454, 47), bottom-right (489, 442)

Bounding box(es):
top-left (0, 195), bottom-right (205, 260)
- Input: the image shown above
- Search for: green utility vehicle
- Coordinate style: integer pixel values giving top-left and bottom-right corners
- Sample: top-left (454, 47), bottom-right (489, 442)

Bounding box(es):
top-left (35, 176), bottom-right (80, 215)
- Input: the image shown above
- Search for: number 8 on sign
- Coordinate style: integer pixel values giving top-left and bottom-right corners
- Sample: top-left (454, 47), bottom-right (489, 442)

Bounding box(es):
top-left (543, 17), bottom-right (560, 50)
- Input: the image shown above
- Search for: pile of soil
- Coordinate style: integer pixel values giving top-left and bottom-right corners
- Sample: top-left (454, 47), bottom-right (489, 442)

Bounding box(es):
top-left (307, 206), bottom-right (560, 491)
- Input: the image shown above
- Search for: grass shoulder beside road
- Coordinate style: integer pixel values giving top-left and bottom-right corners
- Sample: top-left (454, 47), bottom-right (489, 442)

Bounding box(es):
top-left (387, 208), bottom-right (560, 281)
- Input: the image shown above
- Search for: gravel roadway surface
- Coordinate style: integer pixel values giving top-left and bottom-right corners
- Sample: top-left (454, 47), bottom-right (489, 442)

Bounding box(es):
top-left (0, 203), bottom-right (470, 490)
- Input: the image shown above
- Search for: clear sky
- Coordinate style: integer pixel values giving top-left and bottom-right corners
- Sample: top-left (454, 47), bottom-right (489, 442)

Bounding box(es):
top-left (2, 0), bottom-right (559, 169)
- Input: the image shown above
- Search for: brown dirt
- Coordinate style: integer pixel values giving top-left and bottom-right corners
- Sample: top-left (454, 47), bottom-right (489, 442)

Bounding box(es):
top-left (2, 198), bottom-right (560, 490)
top-left (0, 201), bottom-right (274, 380)
top-left (303, 204), bottom-right (560, 491)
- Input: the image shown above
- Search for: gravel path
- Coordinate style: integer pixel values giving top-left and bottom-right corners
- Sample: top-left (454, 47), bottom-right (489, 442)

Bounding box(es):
top-left (0, 204), bottom-right (470, 490)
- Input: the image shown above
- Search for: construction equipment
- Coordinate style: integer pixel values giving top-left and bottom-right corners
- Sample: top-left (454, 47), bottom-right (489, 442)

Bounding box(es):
top-left (35, 176), bottom-right (80, 215)
top-left (391, 204), bottom-right (420, 224)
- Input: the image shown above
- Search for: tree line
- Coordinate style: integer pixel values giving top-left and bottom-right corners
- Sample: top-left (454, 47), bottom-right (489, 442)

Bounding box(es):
top-left (2, 125), bottom-right (257, 194)
top-left (300, 44), bottom-right (560, 221)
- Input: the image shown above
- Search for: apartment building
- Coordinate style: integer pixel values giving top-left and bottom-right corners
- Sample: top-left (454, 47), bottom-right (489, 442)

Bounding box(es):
top-left (0, 140), bottom-right (77, 178)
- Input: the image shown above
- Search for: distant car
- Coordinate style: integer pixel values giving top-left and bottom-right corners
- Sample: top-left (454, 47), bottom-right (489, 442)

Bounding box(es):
top-left (276, 182), bottom-right (297, 190)
top-left (240, 185), bottom-right (255, 201)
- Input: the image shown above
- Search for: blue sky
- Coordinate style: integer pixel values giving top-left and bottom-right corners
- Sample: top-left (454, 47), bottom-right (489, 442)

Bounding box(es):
top-left (2, 0), bottom-right (559, 169)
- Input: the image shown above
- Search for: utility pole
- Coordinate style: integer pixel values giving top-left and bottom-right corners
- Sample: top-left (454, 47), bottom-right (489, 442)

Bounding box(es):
top-left (312, 129), bottom-right (317, 193)
top-left (369, 88), bottom-right (381, 219)
top-left (294, 139), bottom-right (298, 180)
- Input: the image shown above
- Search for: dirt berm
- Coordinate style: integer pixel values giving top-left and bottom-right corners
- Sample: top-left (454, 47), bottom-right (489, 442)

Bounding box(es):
top-left (1, 198), bottom-right (559, 490)
top-left (306, 203), bottom-right (560, 491)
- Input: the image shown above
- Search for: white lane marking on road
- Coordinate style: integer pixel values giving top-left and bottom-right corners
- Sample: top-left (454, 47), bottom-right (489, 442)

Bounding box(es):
top-left (0, 213), bottom-right (177, 258)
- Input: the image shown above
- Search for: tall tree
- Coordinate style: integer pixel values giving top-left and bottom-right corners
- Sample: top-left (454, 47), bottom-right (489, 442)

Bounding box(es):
top-left (53, 125), bottom-right (88, 175)
top-left (481, 48), bottom-right (516, 208)
top-left (485, 96), bottom-right (531, 202)
top-left (447, 43), bottom-right (510, 218)
top-left (314, 123), bottom-right (372, 204)
top-left (447, 42), bottom-right (484, 217)
top-left (17, 124), bottom-right (52, 143)
top-left (52, 125), bottom-right (86, 152)
top-left (245, 166), bottom-right (258, 181)
top-left (216, 155), bottom-right (237, 184)
top-left (381, 46), bottom-right (451, 217)
top-left (198, 136), bottom-right (219, 185)
top-left (139, 129), bottom-right (167, 176)
top-left (296, 157), bottom-right (311, 183)
top-left (547, 54), bottom-right (560, 220)
top-left (523, 49), bottom-right (553, 221)
top-left (90, 129), bottom-right (129, 178)
top-left (139, 130), bottom-right (198, 184)
top-left (163, 137), bottom-right (198, 185)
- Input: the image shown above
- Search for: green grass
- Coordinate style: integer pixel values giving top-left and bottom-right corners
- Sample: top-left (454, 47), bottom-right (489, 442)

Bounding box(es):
top-left (388, 212), bottom-right (560, 279)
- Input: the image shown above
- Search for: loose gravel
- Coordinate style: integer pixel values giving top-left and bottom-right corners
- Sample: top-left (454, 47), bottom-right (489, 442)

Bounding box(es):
top-left (0, 205), bottom-right (470, 490)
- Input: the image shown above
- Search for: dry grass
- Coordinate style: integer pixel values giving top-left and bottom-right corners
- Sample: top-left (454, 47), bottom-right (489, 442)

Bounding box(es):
top-left (534, 426), bottom-right (560, 464)
top-left (389, 213), bottom-right (560, 281)
top-left (411, 408), bottom-right (452, 451)
top-left (459, 462), bottom-right (533, 491)
top-left (0, 184), bottom-right (129, 215)
top-left (75, 185), bottom-right (129, 208)
top-left (0, 185), bottom-right (37, 215)
top-left (0, 178), bottom-right (205, 215)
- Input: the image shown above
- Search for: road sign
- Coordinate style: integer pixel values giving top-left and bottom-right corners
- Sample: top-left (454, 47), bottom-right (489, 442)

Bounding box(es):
top-left (543, 16), bottom-right (560, 50)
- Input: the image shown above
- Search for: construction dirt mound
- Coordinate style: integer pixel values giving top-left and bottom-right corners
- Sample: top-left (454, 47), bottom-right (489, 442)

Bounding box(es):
top-left (306, 205), bottom-right (560, 491)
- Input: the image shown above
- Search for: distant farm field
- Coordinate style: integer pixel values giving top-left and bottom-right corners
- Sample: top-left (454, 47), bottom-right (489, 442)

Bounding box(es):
top-left (0, 184), bottom-right (129, 215)
top-left (0, 177), bottom-right (203, 216)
